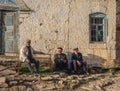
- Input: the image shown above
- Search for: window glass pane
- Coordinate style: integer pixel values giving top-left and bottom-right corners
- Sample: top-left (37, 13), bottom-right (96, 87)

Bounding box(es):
top-left (98, 31), bottom-right (103, 36)
top-left (91, 36), bottom-right (96, 41)
top-left (95, 18), bottom-right (99, 24)
top-left (91, 18), bottom-right (94, 24)
top-left (6, 15), bottom-right (13, 26)
top-left (98, 26), bottom-right (103, 31)
top-left (98, 36), bottom-right (103, 41)
top-left (91, 25), bottom-right (96, 30)
top-left (99, 18), bottom-right (103, 24)
top-left (91, 30), bottom-right (96, 42)
top-left (93, 18), bottom-right (104, 24)
top-left (91, 30), bottom-right (96, 35)
top-left (97, 30), bottom-right (103, 41)
top-left (100, 31), bottom-right (103, 35)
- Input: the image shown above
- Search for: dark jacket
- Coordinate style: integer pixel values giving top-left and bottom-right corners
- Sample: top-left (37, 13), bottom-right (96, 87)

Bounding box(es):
top-left (71, 52), bottom-right (83, 62)
top-left (54, 53), bottom-right (67, 63)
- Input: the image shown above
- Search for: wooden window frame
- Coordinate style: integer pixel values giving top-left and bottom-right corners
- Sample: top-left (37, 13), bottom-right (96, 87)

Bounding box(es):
top-left (89, 13), bottom-right (107, 43)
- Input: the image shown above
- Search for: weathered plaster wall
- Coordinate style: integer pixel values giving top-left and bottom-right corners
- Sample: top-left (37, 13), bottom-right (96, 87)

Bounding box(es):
top-left (19, 0), bottom-right (116, 67)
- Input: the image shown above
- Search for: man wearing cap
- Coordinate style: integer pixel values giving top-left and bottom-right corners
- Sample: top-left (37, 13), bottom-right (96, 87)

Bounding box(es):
top-left (20, 39), bottom-right (40, 75)
top-left (54, 47), bottom-right (68, 71)
top-left (70, 48), bottom-right (87, 74)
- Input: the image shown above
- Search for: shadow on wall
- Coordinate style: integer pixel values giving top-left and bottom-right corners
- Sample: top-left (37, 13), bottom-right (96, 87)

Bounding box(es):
top-left (66, 52), bottom-right (106, 68)
top-left (84, 54), bottom-right (106, 67)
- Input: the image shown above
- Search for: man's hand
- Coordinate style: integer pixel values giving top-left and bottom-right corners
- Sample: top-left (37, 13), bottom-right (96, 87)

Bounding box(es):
top-left (63, 60), bottom-right (67, 63)
top-left (61, 58), bottom-right (67, 63)
top-left (25, 59), bottom-right (30, 63)
top-left (77, 61), bottom-right (81, 66)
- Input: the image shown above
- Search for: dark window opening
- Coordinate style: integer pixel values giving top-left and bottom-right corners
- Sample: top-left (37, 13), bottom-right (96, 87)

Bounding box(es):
top-left (90, 13), bottom-right (106, 42)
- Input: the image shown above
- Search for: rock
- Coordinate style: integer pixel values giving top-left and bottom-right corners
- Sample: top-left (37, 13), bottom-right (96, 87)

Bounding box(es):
top-left (71, 80), bottom-right (77, 83)
top-left (18, 86), bottom-right (27, 91)
top-left (59, 73), bottom-right (67, 78)
top-left (9, 75), bottom-right (15, 78)
top-left (58, 80), bottom-right (64, 85)
top-left (27, 88), bottom-right (33, 91)
top-left (59, 78), bottom-right (66, 81)
top-left (72, 75), bottom-right (79, 79)
top-left (0, 74), bottom-right (3, 77)
top-left (18, 80), bottom-right (24, 83)
top-left (0, 83), bottom-right (8, 88)
top-left (81, 86), bottom-right (91, 91)
top-left (0, 88), bottom-right (9, 91)
top-left (6, 76), bottom-right (14, 81)
top-left (9, 86), bottom-right (18, 91)
top-left (14, 77), bottom-right (22, 81)
top-left (26, 78), bottom-right (36, 82)
top-left (68, 79), bottom-right (80, 89)
top-left (26, 82), bottom-right (33, 85)
top-left (70, 83), bottom-right (76, 89)
top-left (41, 76), bottom-right (53, 81)
top-left (44, 85), bottom-right (57, 90)
top-left (9, 81), bottom-right (18, 86)
top-left (67, 76), bottom-right (73, 80)
top-left (95, 85), bottom-right (102, 90)
top-left (0, 77), bottom-right (6, 83)
top-left (51, 74), bottom-right (59, 79)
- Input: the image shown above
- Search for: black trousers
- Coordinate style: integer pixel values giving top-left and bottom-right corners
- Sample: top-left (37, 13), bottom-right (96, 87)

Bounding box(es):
top-left (55, 60), bottom-right (68, 70)
top-left (68, 61), bottom-right (87, 74)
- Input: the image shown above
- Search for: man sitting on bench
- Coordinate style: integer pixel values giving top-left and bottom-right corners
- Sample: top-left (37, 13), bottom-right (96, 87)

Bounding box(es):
top-left (70, 48), bottom-right (87, 74)
top-left (20, 39), bottom-right (40, 75)
top-left (54, 47), bottom-right (68, 71)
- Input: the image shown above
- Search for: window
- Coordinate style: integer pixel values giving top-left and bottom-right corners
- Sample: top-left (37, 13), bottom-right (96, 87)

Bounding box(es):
top-left (90, 13), bottom-right (106, 42)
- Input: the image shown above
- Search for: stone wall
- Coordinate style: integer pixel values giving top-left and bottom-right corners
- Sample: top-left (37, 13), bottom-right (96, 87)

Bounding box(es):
top-left (19, 0), bottom-right (116, 67)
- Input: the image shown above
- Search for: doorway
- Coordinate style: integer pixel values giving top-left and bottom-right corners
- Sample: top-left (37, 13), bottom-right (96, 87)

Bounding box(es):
top-left (0, 11), bottom-right (18, 54)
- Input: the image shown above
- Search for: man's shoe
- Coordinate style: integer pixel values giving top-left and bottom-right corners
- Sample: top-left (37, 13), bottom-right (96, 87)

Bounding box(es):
top-left (72, 71), bottom-right (78, 74)
top-left (32, 71), bottom-right (40, 76)
top-left (36, 73), bottom-right (41, 76)
top-left (82, 71), bottom-right (89, 76)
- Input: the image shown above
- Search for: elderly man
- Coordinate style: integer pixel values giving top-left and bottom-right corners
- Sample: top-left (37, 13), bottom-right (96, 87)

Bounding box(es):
top-left (54, 47), bottom-right (68, 71)
top-left (20, 39), bottom-right (40, 75)
top-left (70, 48), bottom-right (87, 74)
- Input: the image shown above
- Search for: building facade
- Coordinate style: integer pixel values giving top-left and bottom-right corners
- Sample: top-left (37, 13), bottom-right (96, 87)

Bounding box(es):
top-left (0, 0), bottom-right (119, 68)
top-left (19, 0), bottom-right (117, 68)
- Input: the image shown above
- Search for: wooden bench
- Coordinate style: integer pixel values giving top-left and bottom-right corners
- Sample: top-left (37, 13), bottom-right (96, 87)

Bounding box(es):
top-left (0, 53), bottom-right (53, 74)
top-left (35, 54), bottom-right (54, 71)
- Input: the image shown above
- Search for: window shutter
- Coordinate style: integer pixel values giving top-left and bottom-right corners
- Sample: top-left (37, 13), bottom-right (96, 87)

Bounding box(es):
top-left (4, 12), bottom-right (18, 52)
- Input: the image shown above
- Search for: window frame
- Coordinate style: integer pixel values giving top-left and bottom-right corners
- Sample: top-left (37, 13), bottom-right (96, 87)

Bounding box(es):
top-left (89, 13), bottom-right (107, 43)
